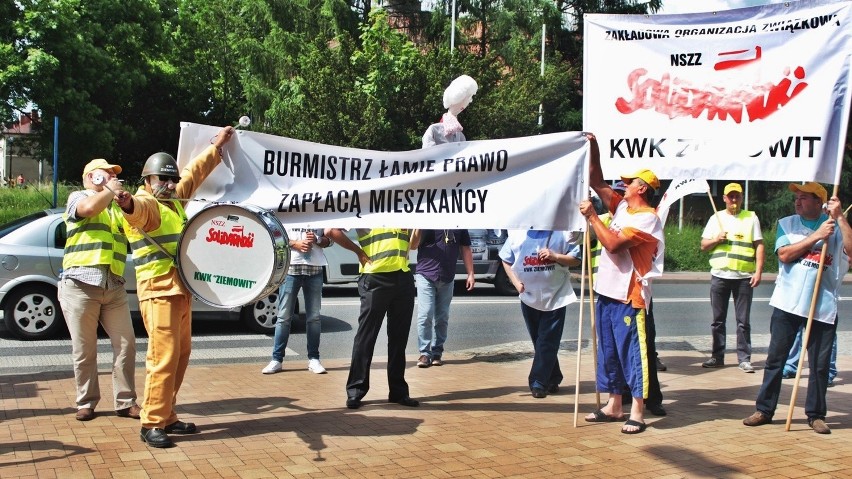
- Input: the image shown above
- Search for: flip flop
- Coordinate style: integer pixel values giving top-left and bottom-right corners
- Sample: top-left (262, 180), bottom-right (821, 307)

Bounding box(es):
top-left (621, 419), bottom-right (647, 434)
top-left (585, 408), bottom-right (623, 423)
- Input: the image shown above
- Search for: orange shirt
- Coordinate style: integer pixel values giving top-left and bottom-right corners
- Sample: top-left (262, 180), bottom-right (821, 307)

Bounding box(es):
top-left (601, 194), bottom-right (663, 309)
top-left (124, 145), bottom-right (221, 301)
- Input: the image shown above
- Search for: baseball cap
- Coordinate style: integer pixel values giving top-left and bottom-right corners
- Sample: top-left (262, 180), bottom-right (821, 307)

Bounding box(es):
top-left (788, 182), bottom-right (827, 204)
top-left (620, 169), bottom-right (660, 191)
top-left (723, 183), bottom-right (743, 195)
top-left (83, 158), bottom-right (122, 176)
top-left (613, 181), bottom-right (628, 193)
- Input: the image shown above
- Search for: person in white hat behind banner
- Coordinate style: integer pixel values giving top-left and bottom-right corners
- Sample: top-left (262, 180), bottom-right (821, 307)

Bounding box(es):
top-left (414, 75), bottom-right (478, 368)
top-left (422, 75), bottom-right (478, 148)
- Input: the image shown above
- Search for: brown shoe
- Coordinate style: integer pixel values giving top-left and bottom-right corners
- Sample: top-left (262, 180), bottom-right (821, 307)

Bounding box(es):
top-left (75, 407), bottom-right (95, 421)
top-left (808, 418), bottom-right (831, 434)
top-left (743, 411), bottom-right (771, 427)
top-left (116, 404), bottom-right (142, 419)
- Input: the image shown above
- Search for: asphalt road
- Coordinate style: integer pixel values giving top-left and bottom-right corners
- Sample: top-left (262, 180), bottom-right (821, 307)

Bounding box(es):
top-left (4, 276), bottom-right (852, 375)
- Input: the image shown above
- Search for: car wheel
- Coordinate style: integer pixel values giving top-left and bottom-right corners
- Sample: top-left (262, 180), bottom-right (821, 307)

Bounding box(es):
top-left (493, 268), bottom-right (518, 296)
top-left (3, 284), bottom-right (66, 340)
top-left (240, 291), bottom-right (280, 334)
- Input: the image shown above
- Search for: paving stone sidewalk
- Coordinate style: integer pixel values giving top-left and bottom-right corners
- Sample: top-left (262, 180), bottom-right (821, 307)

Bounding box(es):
top-left (3, 345), bottom-right (852, 478)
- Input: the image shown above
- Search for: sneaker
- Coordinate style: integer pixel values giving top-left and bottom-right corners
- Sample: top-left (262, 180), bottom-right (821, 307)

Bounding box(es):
top-left (743, 411), bottom-right (771, 427)
top-left (417, 355), bottom-right (432, 368)
top-left (655, 357), bottom-right (667, 372)
top-left (431, 356), bottom-right (443, 366)
top-left (262, 360), bottom-right (283, 374)
top-left (738, 361), bottom-right (755, 373)
top-left (828, 378), bottom-right (835, 388)
top-left (782, 369), bottom-right (796, 379)
top-left (702, 357), bottom-right (724, 368)
top-left (307, 359), bottom-right (327, 374)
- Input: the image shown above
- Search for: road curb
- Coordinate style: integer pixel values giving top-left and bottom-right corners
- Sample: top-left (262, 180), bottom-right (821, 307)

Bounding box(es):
top-left (572, 272), bottom-right (852, 285)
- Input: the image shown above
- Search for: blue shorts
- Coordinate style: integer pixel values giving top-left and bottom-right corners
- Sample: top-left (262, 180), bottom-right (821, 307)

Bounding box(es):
top-left (595, 295), bottom-right (649, 398)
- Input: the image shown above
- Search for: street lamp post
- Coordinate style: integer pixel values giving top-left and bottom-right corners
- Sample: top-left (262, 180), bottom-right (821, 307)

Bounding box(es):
top-left (538, 24), bottom-right (545, 127)
top-left (450, 0), bottom-right (456, 54)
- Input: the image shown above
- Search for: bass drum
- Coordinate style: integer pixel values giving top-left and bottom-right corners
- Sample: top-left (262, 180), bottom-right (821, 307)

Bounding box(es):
top-left (177, 203), bottom-right (290, 308)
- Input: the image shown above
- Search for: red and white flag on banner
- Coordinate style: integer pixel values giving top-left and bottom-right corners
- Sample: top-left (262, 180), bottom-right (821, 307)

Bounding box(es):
top-left (656, 178), bottom-right (710, 227)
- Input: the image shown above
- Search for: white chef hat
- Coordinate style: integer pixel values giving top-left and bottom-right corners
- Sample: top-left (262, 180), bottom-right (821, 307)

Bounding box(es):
top-left (442, 75), bottom-right (478, 110)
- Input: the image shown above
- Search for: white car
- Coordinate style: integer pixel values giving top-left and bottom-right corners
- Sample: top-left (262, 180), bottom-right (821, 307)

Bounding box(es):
top-left (0, 209), bottom-right (283, 340)
top-left (321, 229), bottom-right (516, 295)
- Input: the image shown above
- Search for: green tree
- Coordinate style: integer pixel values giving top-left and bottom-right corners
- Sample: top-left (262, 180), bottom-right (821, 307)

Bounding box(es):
top-left (0, 0), bottom-right (29, 126)
top-left (2, 0), bottom-right (180, 178)
top-left (3, 0), bottom-right (848, 193)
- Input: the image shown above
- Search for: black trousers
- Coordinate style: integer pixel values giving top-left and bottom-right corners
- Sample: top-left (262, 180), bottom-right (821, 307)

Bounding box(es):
top-left (709, 276), bottom-right (753, 363)
top-left (645, 301), bottom-right (663, 407)
top-left (346, 270), bottom-right (415, 402)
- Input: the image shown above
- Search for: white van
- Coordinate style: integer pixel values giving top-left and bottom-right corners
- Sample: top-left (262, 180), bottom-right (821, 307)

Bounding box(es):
top-left (321, 229), bottom-right (517, 295)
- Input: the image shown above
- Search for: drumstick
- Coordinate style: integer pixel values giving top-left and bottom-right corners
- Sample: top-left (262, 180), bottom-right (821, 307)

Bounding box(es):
top-left (156, 197), bottom-right (215, 202)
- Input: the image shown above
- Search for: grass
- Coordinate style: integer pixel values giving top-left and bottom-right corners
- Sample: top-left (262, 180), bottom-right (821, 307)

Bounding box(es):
top-left (0, 183), bottom-right (73, 224)
top-left (664, 223), bottom-right (777, 274)
top-left (0, 182), bottom-right (777, 273)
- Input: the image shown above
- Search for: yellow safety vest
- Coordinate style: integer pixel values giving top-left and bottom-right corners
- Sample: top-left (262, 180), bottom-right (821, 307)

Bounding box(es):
top-left (359, 228), bottom-right (411, 274)
top-left (63, 204), bottom-right (128, 276)
top-left (590, 213), bottom-right (613, 285)
top-left (124, 201), bottom-right (186, 281)
top-left (709, 210), bottom-right (757, 273)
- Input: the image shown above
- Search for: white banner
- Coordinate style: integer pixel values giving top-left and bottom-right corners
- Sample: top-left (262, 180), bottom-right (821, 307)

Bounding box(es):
top-left (583, 0), bottom-right (852, 183)
top-left (656, 178), bottom-right (711, 226)
top-left (175, 123), bottom-right (590, 231)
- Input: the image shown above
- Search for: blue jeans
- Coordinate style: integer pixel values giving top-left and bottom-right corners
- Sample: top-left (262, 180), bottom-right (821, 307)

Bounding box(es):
top-left (415, 273), bottom-right (454, 359)
top-left (271, 273), bottom-right (323, 362)
top-left (783, 323), bottom-right (838, 381)
top-left (755, 308), bottom-right (836, 420)
top-left (521, 302), bottom-right (566, 391)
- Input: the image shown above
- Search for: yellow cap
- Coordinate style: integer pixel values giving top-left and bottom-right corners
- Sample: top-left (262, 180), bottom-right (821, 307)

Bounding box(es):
top-left (620, 169), bottom-right (660, 191)
top-left (723, 183), bottom-right (743, 195)
top-left (83, 158), bottom-right (122, 176)
top-left (788, 182), bottom-right (827, 204)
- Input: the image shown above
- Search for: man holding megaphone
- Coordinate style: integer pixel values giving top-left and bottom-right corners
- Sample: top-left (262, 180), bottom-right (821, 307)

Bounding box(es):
top-left (58, 159), bottom-right (140, 424)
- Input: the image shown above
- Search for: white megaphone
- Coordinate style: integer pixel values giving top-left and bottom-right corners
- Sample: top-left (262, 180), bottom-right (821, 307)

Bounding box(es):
top-left (91, 172), bottom-right (128, 200)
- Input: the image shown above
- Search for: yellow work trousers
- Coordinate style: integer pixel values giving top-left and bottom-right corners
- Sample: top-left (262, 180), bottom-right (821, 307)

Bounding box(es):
top-left (139, 294), bottom-right (192, 429)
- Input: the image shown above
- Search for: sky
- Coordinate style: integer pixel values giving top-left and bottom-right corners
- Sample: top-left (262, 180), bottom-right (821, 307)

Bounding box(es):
top-left (657, 0), bottom-right (776, 15)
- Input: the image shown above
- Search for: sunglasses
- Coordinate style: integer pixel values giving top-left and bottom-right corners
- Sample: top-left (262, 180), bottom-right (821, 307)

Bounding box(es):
top-left (154, 175), bottom-right (180, 183)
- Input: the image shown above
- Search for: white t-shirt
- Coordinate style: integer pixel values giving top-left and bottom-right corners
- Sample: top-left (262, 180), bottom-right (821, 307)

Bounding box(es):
top-left (499, 230), bottom-right (581, 311)
top-left (287, 228), bottom-right (328, 267)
